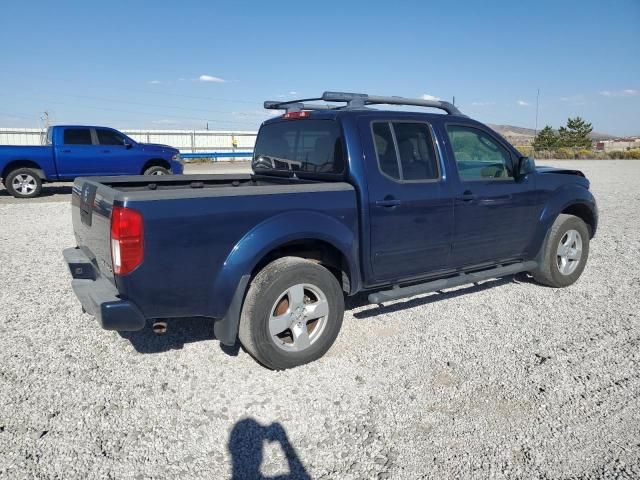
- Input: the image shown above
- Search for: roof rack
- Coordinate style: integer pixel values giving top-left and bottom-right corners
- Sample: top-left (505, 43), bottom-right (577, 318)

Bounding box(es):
top-left (264, 91), bottom-right (463, 116)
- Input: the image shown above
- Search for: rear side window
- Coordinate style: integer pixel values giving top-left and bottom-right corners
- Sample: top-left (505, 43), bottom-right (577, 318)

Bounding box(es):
top-left (446, 125), bottom-right (512, 180)
top-left (63, 128), bottom-right (92, 145)
top-left (372, 122), bottom-right (439, 181)
top-left (253, 119), bottom-right (345, 175)
top-left (97, 129), bottom-right (126, 146)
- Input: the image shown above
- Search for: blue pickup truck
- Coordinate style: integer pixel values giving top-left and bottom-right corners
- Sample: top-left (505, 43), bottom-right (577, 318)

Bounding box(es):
top-left (0, 125), bottom-right (183, 198)
top-left (63, 92), bottom-right (597, 369)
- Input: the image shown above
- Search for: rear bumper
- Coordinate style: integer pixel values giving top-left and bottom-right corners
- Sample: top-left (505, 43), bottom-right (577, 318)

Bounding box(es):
top-left (62, 247), bottom-right (145, 331)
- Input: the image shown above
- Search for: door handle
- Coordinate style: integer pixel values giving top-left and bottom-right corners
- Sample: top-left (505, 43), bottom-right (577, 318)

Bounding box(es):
top-left (61, 149), bottom-right (71, 153)
top-left (102, 150), bottom-right (111, 153)
top-left (375, 198), bottom-right (402, 208)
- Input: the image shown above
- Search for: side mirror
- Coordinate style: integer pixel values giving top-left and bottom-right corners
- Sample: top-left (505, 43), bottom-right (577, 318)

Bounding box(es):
top-left (516, 156), bottom-right (536, 178)
top-left (124, 142), bottom-right (133, 149)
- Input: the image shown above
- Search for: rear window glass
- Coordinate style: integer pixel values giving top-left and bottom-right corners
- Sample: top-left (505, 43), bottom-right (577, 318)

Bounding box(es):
top-left (253, 119), bottom-right (345, 175)
top-left (63, 129), bottom-right (92, 145)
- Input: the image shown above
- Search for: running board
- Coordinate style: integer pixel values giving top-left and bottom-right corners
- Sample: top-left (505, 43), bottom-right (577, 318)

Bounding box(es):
top-left (367, 261), bottom-right (538, 304)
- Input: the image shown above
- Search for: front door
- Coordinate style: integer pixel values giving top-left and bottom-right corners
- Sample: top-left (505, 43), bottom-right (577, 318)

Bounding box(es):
top-left (445, 124), bottom-right (539, 267)
top-left (95, 128), bottom-right (137, 175)
top-left (359, 118), bottom-right (455, 284)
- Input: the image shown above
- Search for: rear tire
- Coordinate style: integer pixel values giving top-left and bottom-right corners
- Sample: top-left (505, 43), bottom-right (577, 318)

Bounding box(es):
top-left (4, 168), bottom-right (43, 198)
top-left (238, 257), bottom-right (344, 370)
top-left (143, 165), bottom-right (170, 175)
top-left (531, 214), bottom-right (590, 288)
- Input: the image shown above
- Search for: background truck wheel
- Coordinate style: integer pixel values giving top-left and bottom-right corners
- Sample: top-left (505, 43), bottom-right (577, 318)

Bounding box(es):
top-left (143, 165), bottom-right (170, 175)
top-left (4, 168), bottom-right (43, 198)
top-left (531, 214), bottom-right (590, 288)
top-left (238, 257), bottom-right (345, 370)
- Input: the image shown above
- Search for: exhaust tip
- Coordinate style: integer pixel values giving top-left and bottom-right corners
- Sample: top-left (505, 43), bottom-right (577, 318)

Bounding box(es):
top-left (152, 321), bottom-right (168, 335)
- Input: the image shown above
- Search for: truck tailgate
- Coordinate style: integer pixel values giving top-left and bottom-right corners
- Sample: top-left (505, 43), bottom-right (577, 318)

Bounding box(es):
top-left (70, 178), bottom-right (118, 284)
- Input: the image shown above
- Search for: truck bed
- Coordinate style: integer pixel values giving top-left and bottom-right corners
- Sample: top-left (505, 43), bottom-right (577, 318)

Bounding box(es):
top-left (70, 173), bottom-right (359, 324)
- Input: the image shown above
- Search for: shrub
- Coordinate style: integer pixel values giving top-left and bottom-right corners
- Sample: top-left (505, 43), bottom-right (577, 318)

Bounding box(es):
top-left (516, 146), bottom-right (534, 157)
top-left (623, 149), bottom-right (640, 159)
top-left (554, 147), bottom-right (575, 159)
top-left (577, 149), bottom-right (593, 159)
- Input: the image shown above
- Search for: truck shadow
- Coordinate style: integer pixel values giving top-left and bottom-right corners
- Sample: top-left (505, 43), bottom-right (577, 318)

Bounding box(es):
top-left (228, 418), bottom-right (310, 480)
top-left (0, 185), bottom-right (73, 198)
top-left (347, 274), bottom-right (528, 319)
top-left (119, 274), bottom-right (531, 354)
top-left (118, 317), bottom-right (241, 357)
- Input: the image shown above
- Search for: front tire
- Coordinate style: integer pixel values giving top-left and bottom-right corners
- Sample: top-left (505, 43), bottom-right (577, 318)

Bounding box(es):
top-left (143, 165), bottom-right (170, 175)
top-left (531, 214), bottom-right (590, 288)
top-left (4, 168), bottom-right (43, 198)
top-left (238, 257), bottom-right (345, 370)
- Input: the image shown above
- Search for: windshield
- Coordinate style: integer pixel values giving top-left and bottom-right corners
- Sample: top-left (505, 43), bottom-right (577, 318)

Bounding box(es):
top-left (252, 119), bottom-right (345, 176)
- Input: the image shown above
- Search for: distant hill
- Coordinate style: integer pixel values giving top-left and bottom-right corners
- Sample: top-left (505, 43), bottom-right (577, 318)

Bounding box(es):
top-left (488, 124), bottom-right (616, 145)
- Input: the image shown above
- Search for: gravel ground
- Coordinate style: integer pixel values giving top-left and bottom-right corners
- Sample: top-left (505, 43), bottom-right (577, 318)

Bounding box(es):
top-left (0, 160), bottom-right (639, 479)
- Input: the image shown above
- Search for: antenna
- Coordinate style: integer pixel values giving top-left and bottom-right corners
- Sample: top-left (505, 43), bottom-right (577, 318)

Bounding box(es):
top-left (535, 89), bottom-right (540, 135)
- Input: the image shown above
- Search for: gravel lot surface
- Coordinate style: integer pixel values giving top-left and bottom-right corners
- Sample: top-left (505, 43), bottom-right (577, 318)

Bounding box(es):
top-left (0, 160), bottom-right (639, 479)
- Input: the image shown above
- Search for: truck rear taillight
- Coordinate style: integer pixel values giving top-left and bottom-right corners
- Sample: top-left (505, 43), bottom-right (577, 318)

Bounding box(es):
top-left (282, 111), bottom-right (310, 119)
top-left (110, 206), bottom-right (144, 275)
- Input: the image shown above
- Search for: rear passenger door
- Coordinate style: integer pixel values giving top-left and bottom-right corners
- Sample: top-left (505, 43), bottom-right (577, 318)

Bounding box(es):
top-left (445, 124), bottom-right (539, 267)
top-left (359, 118), bottom-right (455, 284)
top-left (55, 128), bottom-right (101, 178)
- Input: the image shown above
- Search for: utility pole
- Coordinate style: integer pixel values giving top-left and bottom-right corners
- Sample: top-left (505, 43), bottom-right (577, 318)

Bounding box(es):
top-left (41, 111), bottom-right (50, 129)
top-left (534, 89), bottom-right (540, 135)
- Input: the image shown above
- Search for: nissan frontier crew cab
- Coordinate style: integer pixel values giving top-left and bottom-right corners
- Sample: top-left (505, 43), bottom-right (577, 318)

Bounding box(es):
top-left (63, 92), bottom-right (597, 370)
top-left (0, 125), bottom-right (183, 198)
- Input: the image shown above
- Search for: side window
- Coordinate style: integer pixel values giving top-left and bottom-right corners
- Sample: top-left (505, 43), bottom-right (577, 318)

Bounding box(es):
top-left (63, 128), bottom-right (92, 145)
top-left (372, 122), bottom-right (439, 181)
top-left (97, 129), bottom-right (126, 146)
top-left (446, 125), bottom-right (512, 181)
top-left (394, 123), bottom-right (439, 180)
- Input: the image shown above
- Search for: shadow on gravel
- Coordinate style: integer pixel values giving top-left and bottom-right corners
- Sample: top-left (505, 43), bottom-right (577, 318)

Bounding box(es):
top-left (347, 275), bottom-right (522, 319)
top-left (229, 418), bottom-right (310, 480)
top-left (0, 185), bottom-right (72, 198)
top-left (118, 317), bottom-right (241, 357)
top-left (119, 274), bottom-right (533, 354)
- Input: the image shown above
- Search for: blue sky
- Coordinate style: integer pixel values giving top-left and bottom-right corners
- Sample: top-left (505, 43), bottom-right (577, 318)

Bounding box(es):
top-left (0, 0), bottom-right (638, 135)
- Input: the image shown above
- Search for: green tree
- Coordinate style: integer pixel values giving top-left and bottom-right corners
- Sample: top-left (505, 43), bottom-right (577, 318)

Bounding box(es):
top-left (532, 125), bottom-right (558, 150)
top-left (558, 117), bottom-right (593, 148)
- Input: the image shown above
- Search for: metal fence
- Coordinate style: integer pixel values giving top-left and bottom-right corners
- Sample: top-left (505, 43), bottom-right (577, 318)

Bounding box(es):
top-left (0, 128), bottom-right (258, 159)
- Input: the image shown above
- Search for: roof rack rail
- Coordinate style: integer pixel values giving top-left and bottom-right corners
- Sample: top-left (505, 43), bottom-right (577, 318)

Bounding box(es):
top-left (264, 91), bottom-right (463, 116)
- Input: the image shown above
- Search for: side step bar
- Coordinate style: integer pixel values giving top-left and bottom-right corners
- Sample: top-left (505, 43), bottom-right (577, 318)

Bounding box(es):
top-left (367, 261), bottom-right (538, 304)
